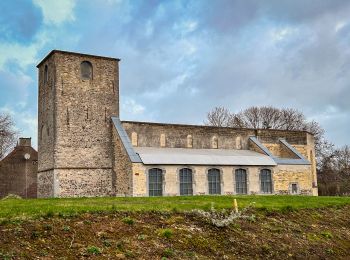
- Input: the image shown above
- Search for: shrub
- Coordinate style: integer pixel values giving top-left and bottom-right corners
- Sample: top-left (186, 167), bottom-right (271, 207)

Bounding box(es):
top-left (137, 234), bottom-right (147, 241)
top-left (44, 211), bottom-right (54, 218)
top-left (158, 229), bottom-right (173, 239)
top-left (1, 194), bottom-right (22, 200)
top-left (62, 226), bottom-right (70, 232)
top-left (325, 248), bottom-right (335, 255)
top-left (191, 202), bottom-right (255, 227)
top-left (280, 205), bottom-right (295, 213)
top-left (162, 248), bottom-right (174, 258)
top-left (321, 231), bottom-right (333, 239)
top-left (86, 246), bottom-right (101, 255)
top-left (103, 239), bottom-right (113, 247)
top-left (122, 217), bottom-right (134, 225)
top-left (30, 231), bottom-right (40, 239)
top-left (124, 250), bottom-right (134, 258)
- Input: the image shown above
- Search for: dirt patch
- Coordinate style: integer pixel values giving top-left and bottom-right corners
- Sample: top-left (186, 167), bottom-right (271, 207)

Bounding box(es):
top-left (0, 206), bottom-right (350, 259)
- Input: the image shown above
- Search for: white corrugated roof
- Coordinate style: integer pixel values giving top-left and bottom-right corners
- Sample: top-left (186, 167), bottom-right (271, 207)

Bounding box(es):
top-left (134, 147), bottom-right (277, 166)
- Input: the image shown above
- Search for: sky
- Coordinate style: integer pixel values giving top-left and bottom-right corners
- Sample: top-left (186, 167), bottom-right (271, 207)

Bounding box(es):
top-left (0, 0), bottom-right (350, 148)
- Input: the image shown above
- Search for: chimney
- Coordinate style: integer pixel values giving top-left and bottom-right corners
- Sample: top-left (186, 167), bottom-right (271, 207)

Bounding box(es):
top-left (18, 138), bottom-right (31, 147)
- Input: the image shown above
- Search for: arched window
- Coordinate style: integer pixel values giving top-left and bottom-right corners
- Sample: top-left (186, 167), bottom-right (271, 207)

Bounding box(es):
top-left (187, 135), bottom-right (193, 148)
top-left (235, 169), bottom-right (247, 194)
top-left (212, 136), bottom-right (218, 149)
top-left (148, 168), bottom-right (163, 196)
top-left (260, 169), bottom-right (272, 194)
top-left (179, 168), bottom-right (193, 195)
top-left (80, 61), bottom-right (93, 80)
top-left (208, 168), bottom-right (221, 195)
top-left (44, 65), bottom-right (48, 84)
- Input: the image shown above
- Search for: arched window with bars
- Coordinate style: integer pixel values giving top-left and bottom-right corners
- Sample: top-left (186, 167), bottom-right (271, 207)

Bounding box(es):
top-left (235, 169), bottom-right (247, 194)
top-left (260, 169), bottom-right (272, 194)
top-left (179, 168), bottom-right (193, 195)
top-left (208, 168), bottom-right (221, 195)
top-left (148, 168), bottom-right (163, 196)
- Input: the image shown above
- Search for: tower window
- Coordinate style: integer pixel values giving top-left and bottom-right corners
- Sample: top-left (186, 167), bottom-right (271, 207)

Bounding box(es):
top-left (44, 65), bottom-right (48, 84)
top-left (80, 61), bottom-right (93, 80)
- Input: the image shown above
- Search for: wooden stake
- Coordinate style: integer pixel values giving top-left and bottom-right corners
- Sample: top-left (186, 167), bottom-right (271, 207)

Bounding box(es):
top-left (234, 199), bottom-right (238, 213)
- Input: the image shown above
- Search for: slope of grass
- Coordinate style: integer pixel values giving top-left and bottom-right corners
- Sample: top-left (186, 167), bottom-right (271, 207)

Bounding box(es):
top-left (1, 195), bottom-right (350, 220)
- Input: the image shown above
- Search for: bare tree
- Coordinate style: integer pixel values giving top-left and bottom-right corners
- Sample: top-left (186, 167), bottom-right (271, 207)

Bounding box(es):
top-left (205, 106), bottom-right (330, 162)
top-left (0, 113), bottom-right (17, 159)
top-left (204, 106), bottom-right (231, 127)
top-left (318, 145), bottom-right (350, 195)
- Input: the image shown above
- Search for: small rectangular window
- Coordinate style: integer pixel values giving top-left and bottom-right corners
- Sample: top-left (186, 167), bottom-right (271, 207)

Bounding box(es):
top-left (292, 183), bottom-right (298, 194)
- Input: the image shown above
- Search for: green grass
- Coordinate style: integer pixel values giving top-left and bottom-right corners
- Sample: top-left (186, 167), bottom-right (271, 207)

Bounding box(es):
top-left (0, 195), bottom-right (349, 220)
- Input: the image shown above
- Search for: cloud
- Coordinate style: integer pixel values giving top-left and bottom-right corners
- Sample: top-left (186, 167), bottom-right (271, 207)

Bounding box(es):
top-left (0, 105), bottom-right (38, 149)
top-left (0, 0), bottom-right (43, 42)
top-left (121, 98), bottom-right (145, 119)
top-left (0, 70), bottom-right (33, 104)
top-left (1, 0), bottom-right (350, 147)
top-left (33, 0), bottom-right (76, 25)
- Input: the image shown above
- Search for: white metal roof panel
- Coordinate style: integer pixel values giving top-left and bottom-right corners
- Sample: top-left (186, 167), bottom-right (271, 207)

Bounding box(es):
top-left (134, 147), bottom-right (277, 166)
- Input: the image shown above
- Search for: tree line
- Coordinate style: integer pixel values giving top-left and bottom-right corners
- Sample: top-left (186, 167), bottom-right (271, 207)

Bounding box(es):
top-left (205, 106), bottom-right (349, 196)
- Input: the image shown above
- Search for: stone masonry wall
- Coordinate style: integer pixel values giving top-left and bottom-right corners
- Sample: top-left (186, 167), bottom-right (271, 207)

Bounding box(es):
top-left (131, 164), bottom-right (313, 196)
top-left (56, 169), bottom-right (113, 197)
top-left (37, 51), bottom-right (120, 197)
top-left (53, 51), bottom-right (119, 169)
top-left (121, 121), bottom-right (310, 150)
top-left (273, 165), bottom-right (313, 195)
top-left (37, 170), bottom-right (55, 198)
top-left (0, 145), bottom-right (38, 198)
top-left (38, 56), bottom-right (56, 172)
top-left (112, 127), bottom-right (133, 196)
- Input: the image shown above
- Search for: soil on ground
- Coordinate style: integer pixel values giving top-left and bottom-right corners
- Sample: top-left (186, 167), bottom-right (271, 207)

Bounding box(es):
top-left (0, 206), bottom-right (350, 259)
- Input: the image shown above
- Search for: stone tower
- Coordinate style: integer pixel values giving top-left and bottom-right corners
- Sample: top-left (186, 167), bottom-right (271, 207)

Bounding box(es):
top-left (37, 50), bottom-right (119, 197)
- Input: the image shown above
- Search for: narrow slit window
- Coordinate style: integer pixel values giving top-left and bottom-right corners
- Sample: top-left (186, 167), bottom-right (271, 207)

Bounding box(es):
top-left (44, 65), bottom-right (48, 84)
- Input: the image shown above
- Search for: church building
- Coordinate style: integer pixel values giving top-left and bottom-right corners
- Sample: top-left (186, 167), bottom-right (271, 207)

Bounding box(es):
top-left (37, 50), bottom-right (318, 197)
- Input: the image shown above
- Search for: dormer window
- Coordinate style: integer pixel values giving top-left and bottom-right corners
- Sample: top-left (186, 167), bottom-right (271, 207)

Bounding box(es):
top-left (80, 61), bottom-right (93, 80)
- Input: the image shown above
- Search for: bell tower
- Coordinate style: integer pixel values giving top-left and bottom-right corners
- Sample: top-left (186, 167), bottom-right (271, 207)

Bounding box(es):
top-left (37, 50), bottom-right (120, 197)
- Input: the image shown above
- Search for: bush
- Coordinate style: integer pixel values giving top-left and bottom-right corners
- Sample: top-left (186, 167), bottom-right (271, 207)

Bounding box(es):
top-left (192, 202), bottom-right (255, 227)
top-left (158, 229), bottom-right (173, 239)
top-left (2, 194), bottom-right (22, 200)
top-left (162, 248), bottom-right (174, 257)
top-left (280, 205), bottom-right (295, 213)
top-left (86, 246), bottom-right (101, 255)
top-left (321, 231), bottom-right (333, 239)
top-left (122, 217), bottom-right (134, 225)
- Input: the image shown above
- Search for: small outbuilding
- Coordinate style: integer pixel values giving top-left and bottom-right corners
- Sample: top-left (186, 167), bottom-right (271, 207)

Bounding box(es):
top-left (0, 138), bottom-right (38, 198)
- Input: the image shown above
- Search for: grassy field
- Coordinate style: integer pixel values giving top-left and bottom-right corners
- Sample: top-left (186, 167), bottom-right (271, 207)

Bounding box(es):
top-left (1, 195), bottom-right (350, 220)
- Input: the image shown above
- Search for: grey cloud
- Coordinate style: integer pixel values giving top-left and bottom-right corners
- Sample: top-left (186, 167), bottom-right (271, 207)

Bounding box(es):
top-left (51, 0), bottom-right (350, 146)
top-left (0, 0), bottom-right (43, 43)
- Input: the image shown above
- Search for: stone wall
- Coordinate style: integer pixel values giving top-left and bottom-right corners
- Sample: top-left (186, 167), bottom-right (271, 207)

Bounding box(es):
top-left (112, 127), bottom-right (133, 196)
top-left (0, 144), bottom-right (38, 198)
top-left (121, 121), bottom-right (310, 150)
top-left (131, 164), bottom-right (313, 196)
top-left (37, 51), bottom-right (120, 197)
top-left (56, 169), bottom-right (113, 197)
top-left (37, 170), bottom-right (55, 198)
top-left (273, 165), bottom-right (313, 195)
